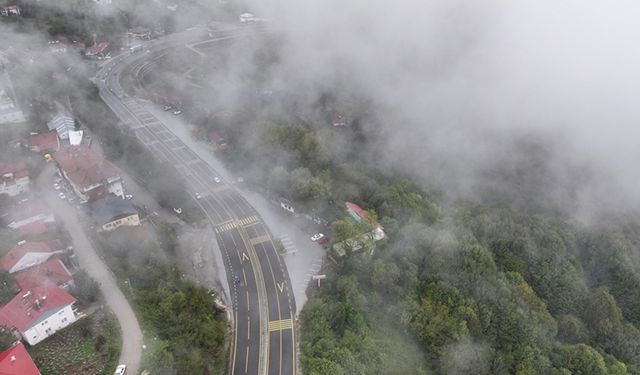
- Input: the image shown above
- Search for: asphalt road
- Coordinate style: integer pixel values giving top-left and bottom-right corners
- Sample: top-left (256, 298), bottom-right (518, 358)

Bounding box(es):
top-left (95, 25), bottom-right (296, 375)
top-left (36, 164), bottom-right (144, 374)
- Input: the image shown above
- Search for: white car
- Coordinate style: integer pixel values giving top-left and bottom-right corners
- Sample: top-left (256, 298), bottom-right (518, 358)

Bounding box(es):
top-left (172, 110), bottom-right (182, 115)
top-left (213, 176), bottom-right (221, 183)
top-left (311, 233), bottom-right (325, 242)
top-left (195, 192), bottom-right (201, 199)
top-left (125, 194), bottom-right (133, 200)
top-left (114, 364), bottom-right (126, 375)
top-left (53, 183), bottom-right (61, 190)
top-left (58, 192), bottom-right (66, 199)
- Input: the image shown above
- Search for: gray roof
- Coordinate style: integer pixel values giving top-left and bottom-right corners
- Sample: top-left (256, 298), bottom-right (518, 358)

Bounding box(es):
top-left (90, 195), bottom-right (137, 225)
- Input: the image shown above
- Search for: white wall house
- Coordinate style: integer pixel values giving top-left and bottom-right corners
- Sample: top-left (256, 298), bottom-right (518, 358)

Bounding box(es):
top-left (0, 161), bottom-right (29, 197)
top-left (0, 241), bottom-right (63, 274)
top-left (22, 303), bottom-right (76, 345)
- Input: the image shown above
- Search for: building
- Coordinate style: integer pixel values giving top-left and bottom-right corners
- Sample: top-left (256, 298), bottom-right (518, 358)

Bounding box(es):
top-left (0, 241), bottom-right (64, 274)
top-left (14, 258), bottom-right (74, 292)
top-left (0, 342), bottom-right (41, 375)
top-left (0, 161), bottom-right (29, 197)
top-left (0, 286), bottom-right (78, 346)
top-left (28, 132), bottom-right (60, 153)
top-left (332, 114), bottom-right (347, 127)
top-left (0, 5), bottom-right (20, 16)
top-left (332, 202), bottom-right (386, 257)
top-left (85, 42), bottom-right (109, 59)
top-left (128, 27), bottom-right (151, 40)
top-left (90, 195), bottom-right (140, 232)
top-left (46, 114), bottom-right (74, 140)
top-left (5, 200), bottom-right (55, 233)
top-left (47, 41), bottom-right (67, 54)
top-left (53, 145), bottom-right (124, 203)
top-left (207, 131), bottom-right (228, 151)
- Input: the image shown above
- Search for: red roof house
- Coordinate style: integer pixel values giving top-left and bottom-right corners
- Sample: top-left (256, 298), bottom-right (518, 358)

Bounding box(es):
top-left (0, 241), bottom-right (64, 274)
top-left (53, 145), bottom-right (123, 202)
top-left (0, 162), bottom-right (29, 197)
top-left (28, 132), bottom-right (60, 153)
top-left (0, 286), bottom-right (77, 345)
top-left (6, 199), bottom-right (55, 232)
top-left (14, 258), bottom-right (74, 291)
top-left (0, 342), bottom-right (41, 375)
top-left (85, 42), bottom-right (109, 59)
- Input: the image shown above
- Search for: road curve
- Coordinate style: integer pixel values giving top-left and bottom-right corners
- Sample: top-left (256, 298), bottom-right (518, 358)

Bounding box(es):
top-left (95, 25), bottom-right (296, 375)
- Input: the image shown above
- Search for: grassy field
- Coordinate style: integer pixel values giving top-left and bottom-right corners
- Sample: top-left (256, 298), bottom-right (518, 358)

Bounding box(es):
top-left (28, 307), bottom-right (121, 375)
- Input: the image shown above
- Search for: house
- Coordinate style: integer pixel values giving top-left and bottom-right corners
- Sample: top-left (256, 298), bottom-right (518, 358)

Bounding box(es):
top-left (47, 41), bottom-right (67, 54)
top-left (0, 5), bottom-right (20, 16)
top-left (53, 145), bottom-right (124, 203)
top-left (28, 132), bottom-right (60, 153)
top-left (0, 342), bottom-right (41, 375)
top-left (5, 200), bottom-right (55, 233)
top-left (207, 131), bottom-right (228, 151)
top-left (46, 114), bottom-right (74, 140)
top-left (14, 258), bottom-right (74, 292)
top-left (0, 161), bottom-right (29, 197)
top-left (332, 202), bottom-right (386, 257)
top-left (0, 241), bottom-right (64, 274)
top-left (85, 42), bottom-right (109, 59)
top-left (68, 130), bottom-right (83, 146)
top-left (332, 114), bottom-right (347, 127)
top-left (0, 286), bottom-right (78, 346)
top-left (90, 195), bottom-right (140, 232)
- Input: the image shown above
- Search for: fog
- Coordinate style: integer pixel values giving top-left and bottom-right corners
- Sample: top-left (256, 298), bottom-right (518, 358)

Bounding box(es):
top-left (231, 0), bottom-right (640, 218)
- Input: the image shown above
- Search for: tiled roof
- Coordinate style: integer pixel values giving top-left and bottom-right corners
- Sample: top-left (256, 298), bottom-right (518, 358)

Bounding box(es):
top-left (17, 220), bottom-right (47, 236)
top-left (0, 241), bottom-right (63, 272)
top-left (53, 145), bottom-right (119, 190)
top-left (0, 285), bottom-right (75, 332)
top-left (14, 258), bottom-right (73, 291)
top-left (90, 195), bottom-right (137, 225)
top-left (28, 132), bottom-right (60, 153)
top-left (86, 42), bottom-right (108, 55)
top-left (0, 342), bottom-right (41, 375)
top-left (0, 162), bottom-right (28, 181)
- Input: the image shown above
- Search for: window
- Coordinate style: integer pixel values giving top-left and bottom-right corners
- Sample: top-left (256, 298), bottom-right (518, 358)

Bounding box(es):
top-left (61, 317), bottom-right (67, 323)
top-left (45, 328), bottom-right (52, 335)
top-left (58, 310), bottom-right (64, 315)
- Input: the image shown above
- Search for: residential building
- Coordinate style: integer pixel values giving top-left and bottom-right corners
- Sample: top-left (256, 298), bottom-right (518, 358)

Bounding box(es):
top-left (68, 130), bottom-right (83, 146)
top-left (333, 202), bottom-right (386, 257)
top-left (0, 342), bottom-right (41, 375)
top-left (53, 145), bottom-right (124, 202)
top-left (90, 195), bottom-right (140, 232)
top-left (5, 200), bottom-right (55, 233)
top-left (47, 41), bottom-right (67, 54)
top-left (0, 286), bottom-right (78, 346)
top-left (0, 5), bottom-right (20, 17)
top-left (332, 114), bottom-right (347, 127)
top-left (85, 42), bottom-right (109, 59)
top-left (46, 114), bottom-right (74, 140)
top-left (14, 258), bottom-right (74, 291)
top-left (0, 161), bottom-right (29, 197)
top-left (128, 27), bottom-right (151, 40)
top-left (0, 241), bottom-right (64, 274)
top-left (28, 132), bottom-right (60, 153)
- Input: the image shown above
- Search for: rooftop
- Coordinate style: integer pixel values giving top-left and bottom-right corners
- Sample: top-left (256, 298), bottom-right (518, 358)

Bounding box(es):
top-left (85, 42), bottom-right (108, 56)
top-left (0, 342), bottom-right (41, 375)
top-left (28, 132), bottom-right (60, 153)
top-left (0, 285), bottom-right (76, 332)
top-left (90, 195), bottom-right (137, 225)
top-left (14, 258), bottom-right (73, 291)
top-left (53, 145), bottom-right (119, 190)
top-left (0, 161), bottom-right (28, 181)
top-left (0, 241), bottom-right (63, 272)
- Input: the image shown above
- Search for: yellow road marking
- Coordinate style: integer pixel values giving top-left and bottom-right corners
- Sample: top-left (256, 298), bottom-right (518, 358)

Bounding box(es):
top-left (268, 319), bottom-right (293, 332)
top-left (249, 235), bottom-right (271, 245)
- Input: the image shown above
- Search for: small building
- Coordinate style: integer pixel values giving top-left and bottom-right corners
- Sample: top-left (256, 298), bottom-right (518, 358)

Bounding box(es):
top-left (207, 131), bottom-right (228, 151)
top-left (14, 258), bottom-right (74, 292)
top-left (85, 42), bottom-right (109, 60)
top-left (90, 195), bottom-right (140, 232)
top-left (53, 145), bottom-right (124, 203)
top-left (0, 342), bottom-right (41, 375)
top-left (333, 202), bottom-right (386, 257)
top-left (332, 114), bottom-right (347, 127)
top-left (0, 286), bottom-right (78, 346)
top-left (128, 27), bottom-right (151, 40)
top-left (0, 5), bottom-right (20, 16)
top-left (0, 161), bottom-right (29, 197)
top-left (5, 200), bottom-right (55, 233)
top-left (46, 114), bottom-right (74, 140)
top-left (47, 41), bottom-right (67, 54)
top-left (0, 241), bottom-right (64, 274)
top-left (28, 132), bottom-right (60, 153)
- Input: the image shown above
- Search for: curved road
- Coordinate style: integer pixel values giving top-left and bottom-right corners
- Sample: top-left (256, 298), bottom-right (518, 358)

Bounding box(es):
top-left (95, 26), bottom-right (296, 375)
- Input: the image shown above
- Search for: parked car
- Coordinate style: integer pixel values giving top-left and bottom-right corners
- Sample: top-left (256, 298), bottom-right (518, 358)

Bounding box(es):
top-left (58, 192), bottom-right (66, 199)
top-left (213, 176), bottom-right (221, 183)
top-left (53, 183), bottom-right (61, 190)
top-left (195, 192), bottom-right (201, 199)
top-left (125, 194), bottom-right (133, 200)
top-left (162, 105), bottom-right (171, 111)
top-left (172, 109), bottom-right (182, 115)
top-left (311, 233), bottom-right (325, 242)
top-left (114, 364), bottom-right (126, 375)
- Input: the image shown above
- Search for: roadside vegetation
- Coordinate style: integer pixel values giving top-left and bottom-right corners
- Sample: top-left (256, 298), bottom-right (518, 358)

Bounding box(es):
top-left (91, 227), bottom-right (227, 375)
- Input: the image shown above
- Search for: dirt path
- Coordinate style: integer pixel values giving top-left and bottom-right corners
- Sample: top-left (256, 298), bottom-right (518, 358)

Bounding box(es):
top-left (36, 164), bottom-right (143, 374)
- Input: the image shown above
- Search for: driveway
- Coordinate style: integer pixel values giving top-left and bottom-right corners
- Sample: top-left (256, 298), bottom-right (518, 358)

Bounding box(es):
top-left (36, 163), bottom-right (143, 374)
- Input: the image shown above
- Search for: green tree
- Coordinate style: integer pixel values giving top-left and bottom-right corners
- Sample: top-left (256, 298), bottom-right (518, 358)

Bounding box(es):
top-left (0, 270), bottom-right (17, 306)
top-left (560, 344), bottom-right (607, 375)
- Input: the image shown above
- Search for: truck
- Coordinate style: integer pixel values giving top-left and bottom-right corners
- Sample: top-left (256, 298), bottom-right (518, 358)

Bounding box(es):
top-left (129, 45), bottom-right (143, 53)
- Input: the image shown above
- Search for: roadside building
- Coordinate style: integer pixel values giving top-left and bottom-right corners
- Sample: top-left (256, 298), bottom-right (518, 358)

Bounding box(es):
top-left (0, 88), bottom-right (26, 125)
top-left (5, 200), bottom-right (55, 234)
top-left (47, 41), bottom-right (67, 54)
top-left (332, 202), bottom-right (386, 257)
top-left (128, 27), bottom-right (151, 40)
top-left (90, 195), bottom-right (140, 232)
top-left (207, 131), bottom-right (228, 151)
top-left (53, 145), bottom-right (124, 203)
top-left (85, 42), bottom-right (109, 59)
top-left (28, 132), bottom-right (60, 153)
top-left (0, 342), bottom-right (41, 375)
top-left (0, 5), bottom-right (20, 16)
top-left (0, 286), bottom-right (78, 345)
top-left (332, 114), bottom-right (347, 127)
top-left (46, 114), bottom-right (75, 140)
top-left (0, 161), bottom-right (29, 197)
top-left (14, 258), bottom-right (74, 291)
top-left (0, 241), bottom-right (64, 274)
